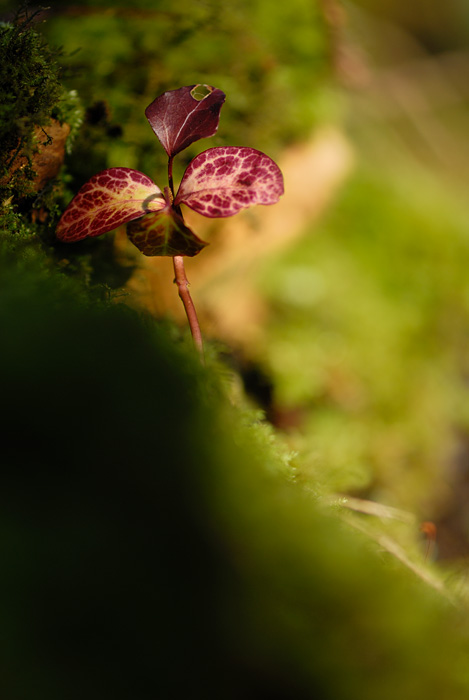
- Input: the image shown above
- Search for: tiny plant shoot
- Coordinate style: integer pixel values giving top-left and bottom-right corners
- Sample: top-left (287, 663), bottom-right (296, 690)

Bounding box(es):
top-left (57, 85), bottom-right (284, 353)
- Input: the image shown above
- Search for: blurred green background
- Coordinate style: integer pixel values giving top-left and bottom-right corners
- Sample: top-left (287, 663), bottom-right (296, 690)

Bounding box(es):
top-left (3, 0), bottom-right (469, 696)
top-left (253, 0), bottom-right (469, 560)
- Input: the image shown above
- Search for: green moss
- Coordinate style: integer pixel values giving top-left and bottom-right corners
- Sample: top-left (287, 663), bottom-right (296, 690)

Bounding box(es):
top-left (0, 11), bottom-right (80, 195)
top-left (0, 10), bottom-right (84, 279)
top-left (0, 18), bottom-right (62, 158)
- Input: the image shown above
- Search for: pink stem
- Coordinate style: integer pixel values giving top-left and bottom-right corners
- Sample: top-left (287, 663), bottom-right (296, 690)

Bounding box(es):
top-left (168, 156), bottom-right (204, 356)
top-left (172, 255), bottom-right (204, 356)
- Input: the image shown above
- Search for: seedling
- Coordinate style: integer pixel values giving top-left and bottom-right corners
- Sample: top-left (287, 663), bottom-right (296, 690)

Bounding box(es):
top-left (57, 85), bottom-right (284, 353)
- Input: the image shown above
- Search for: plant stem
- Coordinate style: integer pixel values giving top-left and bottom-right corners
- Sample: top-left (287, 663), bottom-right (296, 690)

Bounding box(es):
top-left (172, 255), bottom-right (204, 356)
top-left (168, 155), bottom-right (175, 199)
top-left (167, 156), bottom-right (204, 356)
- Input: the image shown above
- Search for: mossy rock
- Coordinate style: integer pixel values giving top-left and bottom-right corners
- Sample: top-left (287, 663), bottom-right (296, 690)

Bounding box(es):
top-left (0, 13), bottom-right (81, 211)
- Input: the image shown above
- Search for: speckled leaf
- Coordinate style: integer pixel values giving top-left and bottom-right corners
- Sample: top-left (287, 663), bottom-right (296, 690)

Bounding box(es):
top-left (145, 85), bottom-right (226, 158)
top-left (127, 207), bottom-right (208, 257)
top-left (174, 147), bottom-right (284, 218)
top-left (56, 168), bottom-right (165, 242)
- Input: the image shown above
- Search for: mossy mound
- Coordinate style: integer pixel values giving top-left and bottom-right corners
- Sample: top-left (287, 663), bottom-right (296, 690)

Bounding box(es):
top-left (0, 241), bottom-right (469, 700)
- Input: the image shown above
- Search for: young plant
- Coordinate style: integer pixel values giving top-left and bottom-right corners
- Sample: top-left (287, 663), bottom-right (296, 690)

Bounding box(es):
top-left (56, 85), bottom-right (284, 353)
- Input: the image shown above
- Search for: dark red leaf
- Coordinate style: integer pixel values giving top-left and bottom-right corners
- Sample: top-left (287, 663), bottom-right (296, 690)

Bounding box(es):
top-left (145, 85), bottom-right (226, 158)
top-left (127, 206), bottom-right (208, 257)
top-left (174, 147), bottom-right (284, 218)
top-left (56, 168), bottom-right (165, 242)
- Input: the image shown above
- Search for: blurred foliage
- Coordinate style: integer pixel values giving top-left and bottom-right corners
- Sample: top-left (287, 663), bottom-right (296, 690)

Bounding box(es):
top-left (348, 0), bottom-right (469, 53)
top-left (246, 0), bottom-right (469, 562)
top-left (35, 0), bottom-right (328, 185)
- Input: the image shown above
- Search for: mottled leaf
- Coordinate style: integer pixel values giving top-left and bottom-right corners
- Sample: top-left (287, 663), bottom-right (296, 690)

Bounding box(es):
top-left (145, 85), bottom-right (226, 158)
top-left (174, 147), bottom-right (284, 218)
top-left (56, 168), bottom-right (165, 242)
top-left (127, 206), bottom-right (208, 257)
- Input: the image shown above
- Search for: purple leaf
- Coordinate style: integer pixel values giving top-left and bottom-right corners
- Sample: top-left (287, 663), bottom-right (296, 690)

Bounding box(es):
top-left (56, 168), bottom-right (165, 242)
top-left (127, 206), bottom-right (208, 257)
top-left (174, 147), bottom-right (284, 218)
top-left (145, 85), bottom-right (226, 158)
